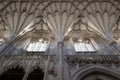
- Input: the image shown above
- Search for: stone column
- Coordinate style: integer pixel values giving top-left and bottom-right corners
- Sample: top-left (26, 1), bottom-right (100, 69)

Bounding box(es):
top-left (56, 41), bottom-right (71, 80)
top-left (22, 58), bottom-right (34, 80)
top-left (57, 42), bottom-right (64, 80)
top-left (22, 71), bottom-right (29, 80)
top-left (43, 56), bottom-right (50, 80)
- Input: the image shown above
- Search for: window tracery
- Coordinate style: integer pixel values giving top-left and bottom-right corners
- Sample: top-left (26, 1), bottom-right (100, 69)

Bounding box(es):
top-left (74, 38), bottom-right (95, 52)
top-left (26, 38), bottom-right (48, 52)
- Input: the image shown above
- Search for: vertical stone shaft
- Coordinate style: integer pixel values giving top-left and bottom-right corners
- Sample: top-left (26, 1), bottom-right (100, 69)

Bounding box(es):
top-left (22, 72), bottom-right (29, 80)
top-left (43, 56), bottom-right (50, 80)
top-left (57, 42), bottom-right (64, 80)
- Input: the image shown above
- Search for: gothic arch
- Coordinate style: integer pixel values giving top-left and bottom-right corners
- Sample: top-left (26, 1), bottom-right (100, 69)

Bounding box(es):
top-left (28, 66), bottom-right (45, 73)
top-left (42, 1), bottom-right (80, 12)
top-left (0, 64), bottom-right (25, 76)
top-left (72, 65), bottom-right (120, 80)
top-left (27, 67), bottom-right (44, 80)
top-left (80, 71), bottom-right (120, 80)
top-left (0, 66), bottom-right (25, 80)
top-left (82, 0), bottom-right (120, 11)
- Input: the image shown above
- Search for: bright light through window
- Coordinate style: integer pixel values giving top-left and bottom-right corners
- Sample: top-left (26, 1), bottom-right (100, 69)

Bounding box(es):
top-left (0, 38), bottom-right (5, 45)
top-left (74, 38), bottom-right (95, 52)
top-left (27, 39), bottom-right (48, 52)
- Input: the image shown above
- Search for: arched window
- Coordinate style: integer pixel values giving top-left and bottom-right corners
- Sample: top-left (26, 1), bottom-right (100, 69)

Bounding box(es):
top-left (26, 38), bottom-right (48, 52)
top-left (74, 38), bottom-right (95, 52)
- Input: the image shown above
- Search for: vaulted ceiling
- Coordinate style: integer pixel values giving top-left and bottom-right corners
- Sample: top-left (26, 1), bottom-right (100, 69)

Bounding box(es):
top-left (0, 0), bottom-right (120, 42)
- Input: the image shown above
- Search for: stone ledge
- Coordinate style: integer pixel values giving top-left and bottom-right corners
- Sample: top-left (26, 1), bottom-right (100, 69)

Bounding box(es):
top-left (65, 55), bottom-right (120, 65)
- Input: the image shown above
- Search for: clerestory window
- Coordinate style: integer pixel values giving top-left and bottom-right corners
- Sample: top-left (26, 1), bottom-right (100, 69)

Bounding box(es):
top-left (74, 38), bottom-right (95, 52)
top-left (0, 38), bottom-right (5, 46)
top-left (26, 38), bottom-right (48, 52)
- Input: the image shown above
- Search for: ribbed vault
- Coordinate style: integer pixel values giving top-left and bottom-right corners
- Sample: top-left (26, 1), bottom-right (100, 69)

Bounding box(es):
top-left (0, 1), bottom-right (120, 80)
top-left (0, 0), bottom-right (120, 54)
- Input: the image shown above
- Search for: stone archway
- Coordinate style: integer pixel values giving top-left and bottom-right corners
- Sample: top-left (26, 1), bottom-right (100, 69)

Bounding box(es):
top-left (72, 65), bottom-right (120, 80)
top-left (81, 71), bottom-right (119, 80)
top-left (0, 66), bottom-right (25, 80)
top-left (27, 67), bottom-right (44, 80)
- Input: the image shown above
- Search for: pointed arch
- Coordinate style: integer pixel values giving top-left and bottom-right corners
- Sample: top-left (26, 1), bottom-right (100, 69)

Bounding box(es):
top-left (0, 66), bottom-right (25, 80)
top-left (72, 65), bottom-right (120, 80)
top-left (27, 67), bottom-right (44, 80)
